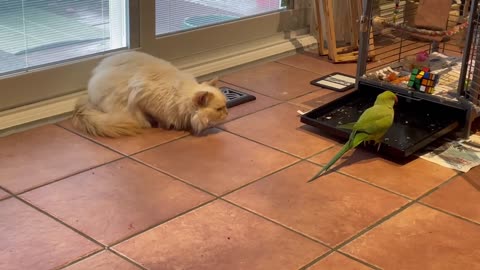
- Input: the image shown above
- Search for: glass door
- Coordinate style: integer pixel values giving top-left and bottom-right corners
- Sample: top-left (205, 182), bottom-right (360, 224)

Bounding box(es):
top-left (155, 0), bottom-right (288, 36)
top-left (0, 0), bottom-right (305, 112)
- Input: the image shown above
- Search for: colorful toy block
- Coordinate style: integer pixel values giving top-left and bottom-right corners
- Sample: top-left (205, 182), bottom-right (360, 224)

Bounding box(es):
top-left (407, 68), bottom-right (438, 94)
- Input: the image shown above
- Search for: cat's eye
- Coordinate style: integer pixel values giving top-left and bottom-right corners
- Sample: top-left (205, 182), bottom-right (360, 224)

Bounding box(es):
top-left (216, 107), bottom-right (225, 111)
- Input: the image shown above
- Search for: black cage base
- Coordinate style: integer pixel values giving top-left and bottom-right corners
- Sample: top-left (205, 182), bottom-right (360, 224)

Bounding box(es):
top-left (300, 85), bottom-right (466, 158)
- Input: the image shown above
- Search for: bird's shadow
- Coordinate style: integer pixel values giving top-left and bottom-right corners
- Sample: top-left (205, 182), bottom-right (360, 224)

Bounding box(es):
top-left (298, 124), bottom-right (420, 181)
top-left (314, 143), bottom-right (418, 179)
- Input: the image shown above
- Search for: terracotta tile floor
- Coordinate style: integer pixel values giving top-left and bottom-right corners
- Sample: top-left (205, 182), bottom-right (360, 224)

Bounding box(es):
top-left (1, 53), bottom-right (479, 270)
top-left (0, 188), bottom-right (9, 200)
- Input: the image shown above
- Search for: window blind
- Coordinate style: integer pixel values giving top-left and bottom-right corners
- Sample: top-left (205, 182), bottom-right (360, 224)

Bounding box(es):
top-left (0, 0), bottom-right (127, 76)
top-left (155, 0), bottom-right (287, 36)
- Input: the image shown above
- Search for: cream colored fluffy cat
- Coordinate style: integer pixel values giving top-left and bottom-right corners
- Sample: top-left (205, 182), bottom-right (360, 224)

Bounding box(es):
top-left (72, 51), bottom-right (228, 137)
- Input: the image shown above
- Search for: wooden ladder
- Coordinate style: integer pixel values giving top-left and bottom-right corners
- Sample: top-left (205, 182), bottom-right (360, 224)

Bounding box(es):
top-left (314, 0), bottom-right (376, 63)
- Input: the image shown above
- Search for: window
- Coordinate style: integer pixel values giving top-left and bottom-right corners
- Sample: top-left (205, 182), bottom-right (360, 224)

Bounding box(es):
top-left (0, 0), bottom-right (306, 112)
top-left (155, 0), bottom-right (288, 36)
top-left (0, 0), bottom-right (127, 76)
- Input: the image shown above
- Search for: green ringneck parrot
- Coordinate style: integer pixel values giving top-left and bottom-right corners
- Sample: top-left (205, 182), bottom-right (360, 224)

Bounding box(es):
top-left (308, 90), bottom-right (398, 182)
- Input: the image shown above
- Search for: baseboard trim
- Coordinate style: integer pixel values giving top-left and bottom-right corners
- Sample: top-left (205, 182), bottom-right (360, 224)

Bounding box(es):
top-left (0, 34), bottom-right (317, 136)
top-left (0, 92), bottom-right (84, 136)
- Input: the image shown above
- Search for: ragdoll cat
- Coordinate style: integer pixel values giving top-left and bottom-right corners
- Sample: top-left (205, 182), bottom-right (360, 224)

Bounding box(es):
top-left (72, 51), bottom-right (228, 137)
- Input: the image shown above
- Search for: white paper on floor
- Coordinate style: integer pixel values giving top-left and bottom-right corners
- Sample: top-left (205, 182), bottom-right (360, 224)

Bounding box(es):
top-left (417, 134), bottom-right (480, 172)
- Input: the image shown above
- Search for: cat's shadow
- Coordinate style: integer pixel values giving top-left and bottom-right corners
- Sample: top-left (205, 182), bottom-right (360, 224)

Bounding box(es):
top-left (195, 127), bottom-right (223, 137)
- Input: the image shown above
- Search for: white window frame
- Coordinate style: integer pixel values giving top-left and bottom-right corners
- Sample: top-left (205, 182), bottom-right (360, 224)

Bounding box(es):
top-left (0, 0), bottom-right (311, 113)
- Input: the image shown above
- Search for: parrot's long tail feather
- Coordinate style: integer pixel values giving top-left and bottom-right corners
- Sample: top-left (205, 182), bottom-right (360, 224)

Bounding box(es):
top-left (337, 122), bottom-right (355, 130)
top-left (307, 141), bottom-right (353, 182)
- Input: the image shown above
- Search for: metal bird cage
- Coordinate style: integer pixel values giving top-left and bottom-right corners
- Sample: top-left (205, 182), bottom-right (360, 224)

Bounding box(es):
top-left (300, 0), bottom-right (480, 158)
top-left (356, 0), bottom-right (480, 138)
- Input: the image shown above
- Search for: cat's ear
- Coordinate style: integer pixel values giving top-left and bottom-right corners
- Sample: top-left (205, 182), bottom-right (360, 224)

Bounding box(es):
top-left (193, 91), bottom-right (214, 107)
top-left (205, 77), bottom-right (219, 87)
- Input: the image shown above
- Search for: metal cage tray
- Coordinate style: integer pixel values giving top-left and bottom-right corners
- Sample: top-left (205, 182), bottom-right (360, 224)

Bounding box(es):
top-left (300, 87), bottom-right (465, 158)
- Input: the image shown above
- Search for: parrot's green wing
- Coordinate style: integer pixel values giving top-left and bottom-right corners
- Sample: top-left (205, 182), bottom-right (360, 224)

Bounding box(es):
top-left (338, 106), bottom-right (393, 133)
top-left (336, 105), bottom-right (394, 149)
top-left (351, 105), bottom-right (394, 144)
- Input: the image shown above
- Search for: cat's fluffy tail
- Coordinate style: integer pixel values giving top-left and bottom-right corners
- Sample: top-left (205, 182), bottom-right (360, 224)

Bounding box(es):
top-left (72, 96), bottom-right (143, 138)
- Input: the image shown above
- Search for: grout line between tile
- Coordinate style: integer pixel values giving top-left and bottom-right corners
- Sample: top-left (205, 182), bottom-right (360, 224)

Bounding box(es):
top-left (124, 134), bottom-right (191, 156)
top-left (298, 201), bottom-right (416, 270)
top-left (302, 159), bottom-right (413, 201)
top-left (56, 122), bottom-right (191, 157)
top-left (56, 246), bottom-right (149, 270)
top-left (218, 127), bottom-right (308, 159)
top-left (131, 152), bottom-right (305, 200)
top-left (335, 251), bottom-right (383, 270)
top-left (0, 186), bottom-right (12, 202)
top-left (333, 196), bottom-right (415, 238)
top-left (11, 196), bottom-right (106, 248)
top-left (14, 157), bottom-right (125, 196)
top-left (417, 202), bottom-right (480, 226)
top-left (334, 171), bottom-right (412, 200)
top-left (221, 146), bottom-right (336, 198)
top-left (57, 248), bottom-right (106, 270)
top-left (297, 250), bottom-right (336, 270)
top-left (304, 148), bottom-right (459, 202)
top-left (108, 198), bottom-right (218, 247)
top-left (221, 159), bottom-right (304, 197)
top-left (128, 156), bottom-right (219, 198)
top-left (108, 249), bottom-right (149, 270)
top-left (335, 173), bottom-right (460, 250)
top-left (218, 107), bottom-right (343, 161)
top-left (55, 124), bottom-right (128, 156)
top-left (414, 172), bottom-right (461, 201)
top-left (219, 198), bottom-right (332, 249)
top-left (297, 249), bottom-right (381, 270)
top-left (298, 172), bottom-right (463, 270)
top-left (53, 198), bottom-right (218, 269)
top-left (120, 145), bottom-right (336, 252)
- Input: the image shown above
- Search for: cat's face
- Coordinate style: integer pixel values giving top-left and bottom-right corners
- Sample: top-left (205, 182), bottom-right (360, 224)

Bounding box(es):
top-left (194, 83), bottom-right (228, 122)
top-left (190, 79), bottom-right (228, 134)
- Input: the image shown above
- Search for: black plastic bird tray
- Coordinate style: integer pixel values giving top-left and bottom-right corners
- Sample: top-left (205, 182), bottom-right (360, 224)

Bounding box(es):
top-left (300, 87), bottom-right (464, 158)
top-left (220, 86), bottom-right (256, 108)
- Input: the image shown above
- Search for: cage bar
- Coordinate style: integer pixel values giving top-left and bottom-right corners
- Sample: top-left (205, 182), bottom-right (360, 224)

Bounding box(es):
top-left (356, 0), bottom-right (480, 138)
